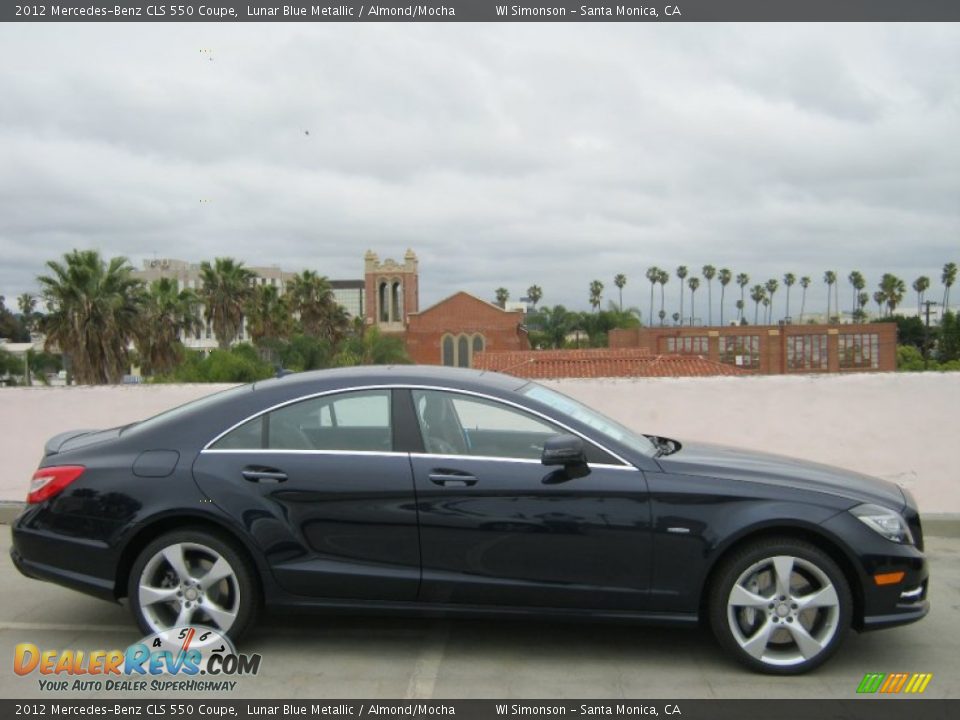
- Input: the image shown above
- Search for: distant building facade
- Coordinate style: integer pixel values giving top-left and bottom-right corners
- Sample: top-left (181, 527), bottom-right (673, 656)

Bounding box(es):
top-left (609, 323), bottom-right (896, 374)
top-left (132, 258), bottom-right (364, 351)
top-left (363, 249), bottom-right (419, 332)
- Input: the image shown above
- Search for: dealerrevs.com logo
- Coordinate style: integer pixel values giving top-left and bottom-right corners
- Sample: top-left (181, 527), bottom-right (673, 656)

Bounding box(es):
top-left (14, 626), bottom-right (261, 693)
top-left (857, 672), bottom-right (934, 694)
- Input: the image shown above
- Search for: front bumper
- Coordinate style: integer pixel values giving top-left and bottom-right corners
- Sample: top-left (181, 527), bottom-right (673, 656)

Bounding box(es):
top-left (821, 509), bottom-right (930, 631)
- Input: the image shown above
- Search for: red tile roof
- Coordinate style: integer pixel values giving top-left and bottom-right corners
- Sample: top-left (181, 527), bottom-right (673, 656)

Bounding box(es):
top-left (473, 348), bottom-right (749, 379)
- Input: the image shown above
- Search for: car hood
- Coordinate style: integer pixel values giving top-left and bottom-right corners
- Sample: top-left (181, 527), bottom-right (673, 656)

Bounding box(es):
top-left (656, 440), bottom-right (905, 510)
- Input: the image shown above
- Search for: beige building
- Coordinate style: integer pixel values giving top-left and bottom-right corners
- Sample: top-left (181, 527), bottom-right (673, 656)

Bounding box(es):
top-left (133, 258), bottom-right (363, 352)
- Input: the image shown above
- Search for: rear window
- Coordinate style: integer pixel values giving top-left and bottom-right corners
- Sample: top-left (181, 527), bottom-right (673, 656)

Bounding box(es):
top-left (122, 384), bottom-right (251, 437)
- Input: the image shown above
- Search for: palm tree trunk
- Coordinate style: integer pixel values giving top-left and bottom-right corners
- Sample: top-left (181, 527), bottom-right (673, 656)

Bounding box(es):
top-left (649, 284), bottom-right (654, 326)
top-left (720, 286), bottom-right (726, 326)
top-left (754, 302), bottom-right (759, 325)
top-left (707, 285), bottom-right (712, 327)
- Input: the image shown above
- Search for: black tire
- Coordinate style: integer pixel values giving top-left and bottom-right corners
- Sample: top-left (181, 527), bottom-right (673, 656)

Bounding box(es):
top-left (708, 537), bottom-right (852, 674)
top-left (127, 527), bottom-right (260, 642)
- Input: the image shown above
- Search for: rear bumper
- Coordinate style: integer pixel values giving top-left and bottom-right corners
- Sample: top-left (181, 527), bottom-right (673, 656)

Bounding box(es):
top-left (10, 545), bottom-right (117, 602)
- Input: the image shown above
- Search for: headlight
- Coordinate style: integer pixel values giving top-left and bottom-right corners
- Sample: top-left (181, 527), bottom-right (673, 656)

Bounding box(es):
top-left (850, 504), bottom-right (914, 544)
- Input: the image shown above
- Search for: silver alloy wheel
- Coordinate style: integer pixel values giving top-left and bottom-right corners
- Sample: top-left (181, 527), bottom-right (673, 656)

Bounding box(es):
top-left (726, 554), bottom-right (840, 667)
top-left (137, 541), bottom-right (240, 634)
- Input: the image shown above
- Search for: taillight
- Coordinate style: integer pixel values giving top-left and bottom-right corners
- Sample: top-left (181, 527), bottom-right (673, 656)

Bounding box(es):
top-left (28, 466), bottom-right (85, 504)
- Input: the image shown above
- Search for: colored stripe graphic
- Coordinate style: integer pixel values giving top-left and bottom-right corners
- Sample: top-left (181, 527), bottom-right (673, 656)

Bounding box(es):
top-left (857, 672), bottom-right (932, 694)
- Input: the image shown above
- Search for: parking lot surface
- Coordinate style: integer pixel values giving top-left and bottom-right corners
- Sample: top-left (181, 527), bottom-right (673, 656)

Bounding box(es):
top-left (1, 534), bottom-right (957, 700)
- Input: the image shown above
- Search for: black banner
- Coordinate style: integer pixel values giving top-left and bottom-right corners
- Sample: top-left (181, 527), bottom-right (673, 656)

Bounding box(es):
top-left (4, 0), bottom-right (960, 23)
top-left (1, 700), bottom-right (959, 720)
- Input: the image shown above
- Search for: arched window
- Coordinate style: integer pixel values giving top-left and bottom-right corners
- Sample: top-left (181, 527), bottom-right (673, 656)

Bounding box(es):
top-left (472, 334), bottom-right (485, 355)
top-left (442, 335), bottom-right (455, 366)
top-left (391, 280), bottom-right (402, 322)
top-left (457, 335), bottom-right (470, 367)
top-left (379, 281), bottom-right (389, 322)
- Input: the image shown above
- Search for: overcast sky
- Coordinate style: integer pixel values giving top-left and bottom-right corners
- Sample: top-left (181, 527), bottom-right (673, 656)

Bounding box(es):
top-left (1, 23), bottom-right (957, 321)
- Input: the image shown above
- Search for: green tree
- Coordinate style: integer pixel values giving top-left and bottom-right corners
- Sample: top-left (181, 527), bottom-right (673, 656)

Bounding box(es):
top-left (526, 285), bottom-right (543, 309)
top-left (718, 268), bottom-right (732, 326)
top-left (198, 258), bottom-right (255, 350)
top-left (823, 270), bottom-right (837, 323)
top-left (245, 284), bottom-right (293, 356)
top-left (37, 249), bottom-right (145, 384)
top-left (287, 270), bottom-right (338, 339)
top-left (765, 278), bottom-right (779, 324)
top-left (936, 311), bottom-right (960, 363)
top-left (137, 278), bottom-right (200, 376)
top-left (848, 271), bottom-right (866, 320)
top-left (912, 276), bottom-right (930, 317)
top-left (799, 276), bottom-right (811, 323)
top-left (750, 284), bottom-right (767, 326)
top-left (613, 274), bottom-right (626, 311)
top-left (873, 290), bottom-right (886, 317)
top-left (334, 325), bottom-right (410, 366)
top-left (676, 265), bottom-right (688, 326)
top-left (880, 273), bottom-right (906, 316)
top-left (856, 291), bottom-right (870, 322)
top-left (17, 293), bottom-right (37, 333)
top-left (658, 269), bottom-right (670, 326)
top-left (942, 262), bottom-right (957, 311)
top-left (645, 266), bottom-right (660, 326)
top-left (734, 299), bottom-right (744, 324)
top-left (494, 287), bottom-right (509, 308)
top-left (538, 305), bottom-right (574, 349)
top-left (783, 273), bottom-right (796, 322)
top-left (687, 276), bottom-right (700, 325)
top-left (736, 273), bottom-right (750, 322)
top-left (589, 280), bottom-right (604, 312)
top-left (702, 265), bottom-right (716, 326)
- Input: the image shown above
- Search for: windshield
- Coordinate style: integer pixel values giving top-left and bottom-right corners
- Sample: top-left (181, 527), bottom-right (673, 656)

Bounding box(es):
top-left (520, 383), bottom-right (657, 458)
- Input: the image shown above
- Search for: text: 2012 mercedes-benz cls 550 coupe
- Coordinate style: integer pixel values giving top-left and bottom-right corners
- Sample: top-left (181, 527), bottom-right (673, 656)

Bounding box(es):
top-left (11, 366), bottom-right (928, 673)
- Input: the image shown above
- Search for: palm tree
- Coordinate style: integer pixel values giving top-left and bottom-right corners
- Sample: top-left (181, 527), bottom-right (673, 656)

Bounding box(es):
top-left (687, 276), bottom-right (700, 325)
top-left (676, 266), bottom-right (688, 326)
top-left (848, 271), bottom-right (866, 320)
top-left (645, 266), bottom-right (660, 326)
top-left (880, 273), bottom-right (906, 316)
top-left (613, 274), bottom-right (627, 311)
top-left (37, 249), bottom-right (145, 384)
top-left (199, 258), bottom-right (255, 350)
top-left (782, 273), bottom-right (796, 322)
top-left (287, 270), bottom-right (336, 338)
top-left (735, 299), bottom-right (744, 324)
top-left (942, 262), bottom-right (957, 311)
top-left (718, 268), bottom-right (732, 326)
top-left (136, 278), bottom-right (200, 376)
top-left (589, 280), bottom-right (604, 312)
top-left (750, 284), bottom-right (766, 325)
top-left (526, 285), bottom-right (543, 309)
top-left (658, 269), bottom-right (670, 325)
top-left (494, 287), bottom-right (509, 308)
top-left (334, 325), bottom-right (410, 366)
top-left (17, 292), bottom-right (37, 333)
top-left (913, 276), bottom-right (931, 316)
top-left (823, 271), bottom-right (837, 323)
top-left (856, 291), bottom-right (870, 322)
top-left (702, 265), bottom-right (716, 326)
top-left (873, 290), bottom-right (886, 318)
top-left (246, 283), bottom-right (293, 354)
top-left (799, 276), bottom-right (811, 323)
top-left (736, 273), bottom-right (749, 323)
top-left (765, 279), bottom-right (779, 324)
top-left (539, 305), bottom-right (574, 349)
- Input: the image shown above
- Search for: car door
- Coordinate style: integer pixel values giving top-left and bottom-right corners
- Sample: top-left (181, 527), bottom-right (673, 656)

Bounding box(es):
top-left (192, 388), bottom-right (420, 600)
top-left (407, 388), bottom-right (653, 610)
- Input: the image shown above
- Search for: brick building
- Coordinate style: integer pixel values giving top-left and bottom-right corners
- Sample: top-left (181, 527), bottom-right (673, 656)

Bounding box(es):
top-left (609, 323), bottom-right (896, 374)
top-left (405, 292), bottom-right (530, 367)
top-left (363, 249), bottom-right (419, 333)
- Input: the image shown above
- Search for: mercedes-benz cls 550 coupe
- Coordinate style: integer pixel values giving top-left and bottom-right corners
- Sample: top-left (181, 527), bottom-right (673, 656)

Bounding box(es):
top-left (10, 366), bottom-right (928, 673)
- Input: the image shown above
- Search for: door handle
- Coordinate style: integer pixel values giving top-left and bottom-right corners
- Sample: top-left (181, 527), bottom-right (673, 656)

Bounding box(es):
top-left (429, 472), bottom-right (477, 487)
top-left (242, 468), bottom-right (288, 483)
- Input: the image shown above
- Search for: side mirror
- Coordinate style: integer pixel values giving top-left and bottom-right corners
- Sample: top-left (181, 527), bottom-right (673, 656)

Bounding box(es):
top-left (541, 434), bottom-right (587, 467)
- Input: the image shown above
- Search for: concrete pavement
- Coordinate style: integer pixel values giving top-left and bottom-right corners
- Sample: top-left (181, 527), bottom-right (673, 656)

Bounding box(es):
top-left (1, 533), bottom-right (957, 700)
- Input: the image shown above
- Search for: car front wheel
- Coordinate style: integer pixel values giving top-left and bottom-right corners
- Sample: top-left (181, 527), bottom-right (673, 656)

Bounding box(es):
top-left (128, 528), bottom-right (259, 641)
top-left (709, 537), bottom-right (852, 674)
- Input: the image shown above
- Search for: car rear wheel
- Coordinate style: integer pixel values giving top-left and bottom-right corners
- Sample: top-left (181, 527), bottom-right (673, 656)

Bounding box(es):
top-left (709, 537), bottom-right (852, 674)
top-left (128, 528), bottom-right (259, 641)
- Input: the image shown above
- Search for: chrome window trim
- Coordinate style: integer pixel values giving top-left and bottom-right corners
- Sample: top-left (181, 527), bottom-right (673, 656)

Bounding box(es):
top-left (201, 383), bottom-right (636, 468)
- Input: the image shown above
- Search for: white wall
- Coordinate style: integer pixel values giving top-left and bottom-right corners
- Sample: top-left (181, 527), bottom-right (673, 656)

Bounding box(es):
top-left (1, 374), bottom-right (957, 514)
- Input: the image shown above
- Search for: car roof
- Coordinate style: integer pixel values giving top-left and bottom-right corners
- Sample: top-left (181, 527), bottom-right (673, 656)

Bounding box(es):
top-left (253, 365), bottom-right (530, 395)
